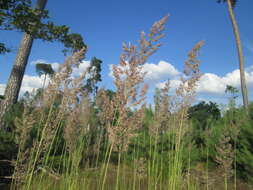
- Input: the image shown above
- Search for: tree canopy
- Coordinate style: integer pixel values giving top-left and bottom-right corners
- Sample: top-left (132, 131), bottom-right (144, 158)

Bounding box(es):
top-left (0, 0), bottom-right (87, 54)
top-left (35, 63), bottom-right (54, 77)
top-left (188, 101), bottom-right (221, 128)
top-left (83, 57), bottom-right (102, 94)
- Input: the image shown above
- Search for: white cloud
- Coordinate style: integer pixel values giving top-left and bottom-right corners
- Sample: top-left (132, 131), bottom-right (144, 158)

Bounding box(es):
top-left (142, 61), bottom-right (180, 81)
top-left (72, 60), bottom-right (90, 77)
top-left (196, 73), bottom-right (225, 94)
top-left (197, 69), bottom-right (253, 95)
top-left (0, 84), bottom-right (6, 95)
top-left (51, 63), bottom-right (60, 71)
top-left (108, 64), bottom-right (115, 78)
top-left (0, 74), bottom-right (47, 97)
top-left (156, 67), bottom-right (253, 97)
top-left (109, 60), bottom-right (253, 98)
top-left (21, 75), bottom-right (48, 93)
top-left (0, 60), bottom-right (92, 98)
top-left (156, 79), bottom-right (181, 90)
top-left (109, 60), bottom-right (180, 82)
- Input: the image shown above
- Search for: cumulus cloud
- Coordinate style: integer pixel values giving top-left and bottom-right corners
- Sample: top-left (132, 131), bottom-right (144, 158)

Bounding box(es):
top-left (109, 60), bottom-right (180, 82)
top-left (109, 60), bottom-right (253, 98)
top-left (51, 63), bottom-right (60, 71)
top-left (21, 75), bottom-right (48, 92)
top-left (156, 67), bottom-right (253, 97)
top-left (196, 73), bottom-right (226, 94)
top-left (196, 69), bottom-right (253, 95)
top-left (0, 84), bottom-right (6, 95)
top-left (72, 60), bottom-right (90, 77)
top-left (0, 74), bottom-right (47, 97)
top-left (142, 61), bottom-right (180, 81)
top-left (0, 60), bottom-right (92, 98)
top-left (156, 79), bottom-right (181, 90)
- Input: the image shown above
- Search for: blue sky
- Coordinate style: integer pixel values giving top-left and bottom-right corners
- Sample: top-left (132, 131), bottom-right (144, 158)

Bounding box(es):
top-left (1, 0), bottom-right (253, 106)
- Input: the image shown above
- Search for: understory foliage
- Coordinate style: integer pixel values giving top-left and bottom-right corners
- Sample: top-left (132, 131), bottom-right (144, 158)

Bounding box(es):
top-left (0, 15), bottom-right (253, 190)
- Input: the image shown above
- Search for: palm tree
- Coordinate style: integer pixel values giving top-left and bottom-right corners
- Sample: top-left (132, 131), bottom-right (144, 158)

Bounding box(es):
top-left (0, 0), bottom-right (48, 129)
top-left (217, 0), bottom-right (249, 108)
top-left (35, 63), bottom-right (54, 89)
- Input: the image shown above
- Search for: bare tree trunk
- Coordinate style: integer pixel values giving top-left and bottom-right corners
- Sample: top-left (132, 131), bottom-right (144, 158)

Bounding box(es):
top-left (0, 0), bottom-right (48, 129)
top-left (227, 0), bottom-right (249, 109)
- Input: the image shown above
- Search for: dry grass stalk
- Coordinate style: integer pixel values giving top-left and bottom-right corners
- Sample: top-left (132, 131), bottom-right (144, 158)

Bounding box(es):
top-left (64, 96), bottom-right (91, 152)
top-left (33, 50), bottom-right (88, 163)
top-left (150, 41), bottom-right (204, 138)
top-left (38, 48), bottom-right (88, 150)
top-left (176, 41), bottom-right (204, 110)
top-left (99, 16), bottom-right (168, 152)
top-left (11, 48), bottom-right (89, 189)
top-left (215, 118), bottom-right (240, 186)
top-left (42, 48), bottom-right (86, 109)
top-left (134, 157), bottom-right (147, 178)
top-left (147, 41), bottom-right (204, 190)
top-left (171, 41), bottom-right (204, 136)
top-left (150, 81), bottom-right (171, 138)
top-left (215, 130), bottom-right (234, 180)
top-left (12, 107), bottom-right (36, 186)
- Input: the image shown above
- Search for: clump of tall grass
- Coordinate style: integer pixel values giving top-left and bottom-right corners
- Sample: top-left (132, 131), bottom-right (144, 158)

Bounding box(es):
top-left (8, 15), bottom-right (243, 190)
top-left (215, 130), bottom-right (234, 190)
top-left (97, 15), bottom-right (169, 190)
top-left (10, 48), bottom-right (92, 190)
top-left (146, 41), bottom-right (204, 190)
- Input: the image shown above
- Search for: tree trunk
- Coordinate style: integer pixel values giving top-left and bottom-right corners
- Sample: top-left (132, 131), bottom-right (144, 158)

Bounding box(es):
top-left (0, 0), bottom-right (48, 129)
top-left (227, 0), bottom-right (249, 109)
